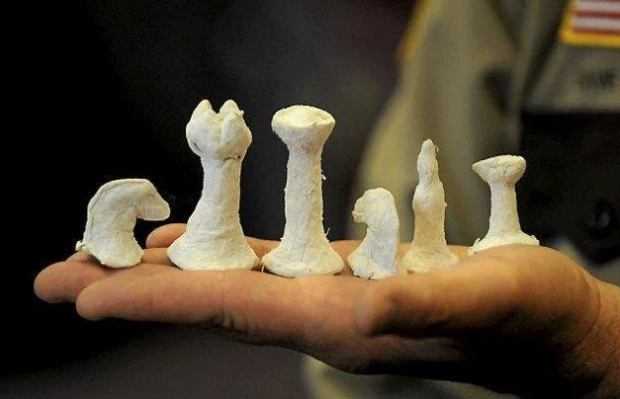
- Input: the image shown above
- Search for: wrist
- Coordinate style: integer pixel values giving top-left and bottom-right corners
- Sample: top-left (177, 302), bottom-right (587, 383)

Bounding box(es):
top-left (586, 282), bottom-right (620, 399)
top-left (564, 279), bottom-right (620, 399)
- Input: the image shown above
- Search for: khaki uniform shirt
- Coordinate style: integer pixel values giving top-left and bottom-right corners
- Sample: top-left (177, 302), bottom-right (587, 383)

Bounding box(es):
top-left (305, 0), bottom-right (619, 398)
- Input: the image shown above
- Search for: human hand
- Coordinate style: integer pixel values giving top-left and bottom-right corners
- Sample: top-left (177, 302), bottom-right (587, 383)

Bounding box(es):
top-left (34, 224), bottom-right (620, 398)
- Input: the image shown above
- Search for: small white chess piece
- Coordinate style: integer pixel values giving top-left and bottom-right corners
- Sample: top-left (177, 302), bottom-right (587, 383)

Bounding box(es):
top-left (167, 100), bottom-right (259, 271)
top-left (470, 155), bottom-right (539, 254)
top-left (401, 139), bottom-right (458, 273)
top-left (348, 188), bottom-right (400, 280)
top-left (262, 105), bottom-right (344, 277)
top-left (76, 179), bottom-right (170, 268)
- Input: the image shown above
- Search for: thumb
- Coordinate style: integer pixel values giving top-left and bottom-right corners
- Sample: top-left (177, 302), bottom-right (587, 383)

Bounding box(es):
top-left (354, 248), bottom-right (532, 338)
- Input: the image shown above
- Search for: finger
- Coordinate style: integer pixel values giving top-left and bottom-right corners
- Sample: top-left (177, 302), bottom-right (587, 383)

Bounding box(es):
top-left (145, 223), bottom-right (277, 258)
top-left (331, 240), bottom-right (356, 276)
top-left (331, 240), bottom-right (360, 259)
top-left (331, 241), bottom-right (468, 277)
top-left (69, 248), bottom-right (174, 266)
top-left (142, 248), bottom-right (174, 265)
top-left (146, 224), bottom-right (187, 248)
top-left (446, 246), bottom-right (469, 260)
top-left (355, 249), bottom-right (524, 338)
top-left (246, 237), bottom-right (278, 259)
top-left (76, 270), bottom-right (370, 349)
top-left (76, 270), bottom-right (305, 343)
top-left (67, 252), bottom-right (96, 262)
top-left (147, 238), bottom-right (276, 269)
top-left (330, 241), bottom-right (468, 260)
top-left (325, 240), bottom-right (358, 276)
top-left (331, 241), bottom-right (468, 262)
top-left (34, 261), bottom-right (112, 303)
top-left (35, 258), bottom-right (176, 304)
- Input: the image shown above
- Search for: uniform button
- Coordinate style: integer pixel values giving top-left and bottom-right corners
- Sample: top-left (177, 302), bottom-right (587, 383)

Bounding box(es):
top-left (583, 201), bottom-right (617, 239)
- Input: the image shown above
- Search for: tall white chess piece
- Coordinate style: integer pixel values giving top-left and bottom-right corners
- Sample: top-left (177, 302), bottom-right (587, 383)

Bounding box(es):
top-left (168, 100), bottom-right (259, 271)
top-left (401, 139), bottom-right (458, 273)
top-left (262, 105), bottom-right (344, 277)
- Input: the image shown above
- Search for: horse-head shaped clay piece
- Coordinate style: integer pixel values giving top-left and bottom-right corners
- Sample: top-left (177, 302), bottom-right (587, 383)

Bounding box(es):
top-left (348, 188), bottom-right (400, 280)
top-left (76, 179), bottom-right (170, 268)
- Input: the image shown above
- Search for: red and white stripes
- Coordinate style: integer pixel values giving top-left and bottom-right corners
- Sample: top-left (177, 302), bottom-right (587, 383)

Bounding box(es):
top-left (571, 0), bottom-right (620, 35)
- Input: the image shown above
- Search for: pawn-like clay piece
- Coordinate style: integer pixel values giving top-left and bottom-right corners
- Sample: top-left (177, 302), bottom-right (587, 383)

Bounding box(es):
top-left (262, 105), bottom-right (344, 277)
top-left (348, 188), bottom-right (400, 280)
top-left (76, 179), bottom-right (170, 268)
top-left (470, 155), bottom-right (539, 254)
top-left (167, 100), bottom-right (260, 271)
top-left (402, 140), bottom-right (458, 273)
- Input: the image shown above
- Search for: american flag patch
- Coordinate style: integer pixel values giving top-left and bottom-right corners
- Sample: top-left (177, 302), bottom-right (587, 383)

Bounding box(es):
top-left (560, 0), bottom-right (620, 48)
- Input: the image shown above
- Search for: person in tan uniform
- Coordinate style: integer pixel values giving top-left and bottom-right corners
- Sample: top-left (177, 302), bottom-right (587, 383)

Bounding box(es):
top-left (34, 0), bottom-right (619, 398)
top-left (306, 0), bottom-right (619, 398)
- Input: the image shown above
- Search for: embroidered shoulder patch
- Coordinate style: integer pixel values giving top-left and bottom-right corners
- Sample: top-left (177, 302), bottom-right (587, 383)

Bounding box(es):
top-left (560, 0), bottom-right (620, 48)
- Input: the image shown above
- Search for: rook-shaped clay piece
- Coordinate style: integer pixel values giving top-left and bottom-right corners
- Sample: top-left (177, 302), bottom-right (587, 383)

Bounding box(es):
top-left (402, 139), bottom-right (458, 273)
top-left (262, 105), bottom-right (344, 277)
top-left (470, 155), bottom-right (539, 254)
top-left (76, 179), bottom-right (170, 268)
top-left (348, 188), bottom-right (400, 280)
top-left (167, 100), bottom-right (260, 270)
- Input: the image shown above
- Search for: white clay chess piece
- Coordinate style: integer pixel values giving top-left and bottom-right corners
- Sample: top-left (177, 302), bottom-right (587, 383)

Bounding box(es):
top-left (76, 179), bottom-right (170, 268)
top-left (469, 155), bottom-right (539, 254)
top-left (348, 188), bottom-right (400, 280)
top-left (262, 105), bottom-right (344, 277)
top-left (167, 100), bottom-right (259, 271)
top-left (401, 139), bottom-right (458, 273)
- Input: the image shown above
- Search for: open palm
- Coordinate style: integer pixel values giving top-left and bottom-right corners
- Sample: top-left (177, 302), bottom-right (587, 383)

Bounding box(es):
top-left (35, 224), bottom-right (619, 398)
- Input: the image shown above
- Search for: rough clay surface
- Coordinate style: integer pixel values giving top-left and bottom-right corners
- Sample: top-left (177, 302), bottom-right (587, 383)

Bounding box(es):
top-left (262, 105), bottom-right (344, 277)
top-left (402, 139), bottom-right (458, 273)
top-left (348, 188), bottom-right (400, 280)
top-left (76, 179), bottom-right (170, 268)
top-left (470, 155), bottom-right (539, 254)
top-left (167, 100), bottom-right (259, 271)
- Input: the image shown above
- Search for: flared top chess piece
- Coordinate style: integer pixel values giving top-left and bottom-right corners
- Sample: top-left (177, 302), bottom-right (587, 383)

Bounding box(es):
top-left (470, 155), bottom-right (539, 254)
top-left (262, 105), bottom-right (344, 277)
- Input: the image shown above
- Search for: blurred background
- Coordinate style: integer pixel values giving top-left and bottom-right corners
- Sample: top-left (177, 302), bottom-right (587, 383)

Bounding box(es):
top-left (5, 0), bottom-right (619, 398)
top-left (6, 0), bottom-right (415, 397)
